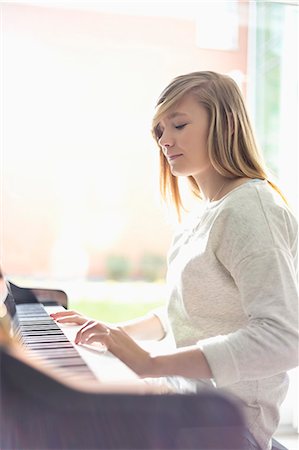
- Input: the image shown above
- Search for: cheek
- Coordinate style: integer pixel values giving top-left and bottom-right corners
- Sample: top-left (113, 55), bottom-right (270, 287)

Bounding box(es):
top-left (197, 130), bottom-right (209, 153)
top-left (191, 132), bottom-right (208, 155)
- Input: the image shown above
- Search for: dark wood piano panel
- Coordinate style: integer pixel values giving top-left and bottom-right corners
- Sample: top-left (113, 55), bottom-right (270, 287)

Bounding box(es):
top-left (9, 281), bottom-right (68, 308)
top-left (0, 346), bottom-right (246, 450)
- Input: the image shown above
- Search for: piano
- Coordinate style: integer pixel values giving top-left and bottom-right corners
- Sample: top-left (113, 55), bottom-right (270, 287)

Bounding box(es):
top-left (0, 270), bottom-right (246, 449)
top-left (7, 280), bottom-right (140, 386)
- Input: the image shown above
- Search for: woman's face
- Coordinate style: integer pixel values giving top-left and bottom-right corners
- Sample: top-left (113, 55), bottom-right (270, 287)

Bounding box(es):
top-left (157, 94), bottom-right (212, 178)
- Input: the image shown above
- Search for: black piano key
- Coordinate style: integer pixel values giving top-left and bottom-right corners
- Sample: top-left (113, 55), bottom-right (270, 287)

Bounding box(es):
top-left (24, 342), bottom-right (75, 349)
top-left (22, 336), bottom-right (70, 344)
top-left (18, 325), bottom-right (61, 331)
top-left (19, 319), bottom-right (56, 326)
top-left (21, 330), bottom-right (67, 336)
top-left (38, 357), bottom-right (88, 367)
top-left (30, 349), bottom-right (80, 358)
top-left (15, 303), bottom-right (99, 383)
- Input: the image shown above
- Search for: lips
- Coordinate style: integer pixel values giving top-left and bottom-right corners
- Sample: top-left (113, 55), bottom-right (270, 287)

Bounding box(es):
top-left (167, 154), bottom-right (183, 161)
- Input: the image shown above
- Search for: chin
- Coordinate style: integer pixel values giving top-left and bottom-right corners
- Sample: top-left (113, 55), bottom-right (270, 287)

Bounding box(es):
top-left (170, 168), bottom-right (190, 177)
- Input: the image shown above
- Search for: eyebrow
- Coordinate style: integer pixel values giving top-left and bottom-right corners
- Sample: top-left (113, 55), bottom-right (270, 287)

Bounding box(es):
top-left (167, 112), bottom-right (189, 119)
top-left (155, 112), bottom-right (190, 134)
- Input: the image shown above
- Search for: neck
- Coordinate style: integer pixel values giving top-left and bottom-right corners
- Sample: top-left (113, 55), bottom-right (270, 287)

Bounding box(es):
top-left (208, 181), bottom-right (226, 202)
top-left (194, 170), bottom-right (251, 202)
top-left (193, 169), bottom-right (230, 202)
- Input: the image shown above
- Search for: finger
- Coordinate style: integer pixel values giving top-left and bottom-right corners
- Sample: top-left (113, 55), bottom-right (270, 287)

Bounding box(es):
top-left (77, 320), bottom-right (109, 336)
top-left (50, 310), bottom-right (79, 319)
top-left (74, 320), bottom-right (96, 344)
top-left (82, 332), bottom-right (110, 346)
top-left (75, 320), bottom-right (111, 343)
top-left (51, 310), bottom-right (78, 316)
top-left (75, 324), bottom-right (110, 345)
top-left (75, 322), bottom-right (107, 344)
top-left (50, 310), bottom-right (88, 325)
top-left (55, 315), bottom-right (87, 325)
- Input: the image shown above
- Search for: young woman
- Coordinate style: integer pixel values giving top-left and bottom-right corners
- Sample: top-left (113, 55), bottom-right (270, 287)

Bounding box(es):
top-left (51, 71), bottom-right (298, 450)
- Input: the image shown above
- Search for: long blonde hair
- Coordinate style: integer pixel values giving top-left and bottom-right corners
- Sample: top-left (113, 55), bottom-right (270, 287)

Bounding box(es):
top-left (152, 71), bottom-right (286, 217)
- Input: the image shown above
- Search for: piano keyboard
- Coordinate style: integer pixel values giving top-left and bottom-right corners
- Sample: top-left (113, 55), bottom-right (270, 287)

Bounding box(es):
top-left (15, 303), bottom-right (99, 384)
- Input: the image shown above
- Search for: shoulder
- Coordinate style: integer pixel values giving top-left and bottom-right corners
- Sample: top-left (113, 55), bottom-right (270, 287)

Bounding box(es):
top-left (215, 180), bottom-right (296, 230)
top-left (210, 180), bottom-right (297, 258)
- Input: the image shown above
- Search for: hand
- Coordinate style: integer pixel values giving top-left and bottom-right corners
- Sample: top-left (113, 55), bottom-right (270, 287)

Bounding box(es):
top-left (75, 320), bottom-right (155, 378)
top-left (50, 310), bottom-right (89, 326)
top-left (74, 319), bottom-right (110, 345)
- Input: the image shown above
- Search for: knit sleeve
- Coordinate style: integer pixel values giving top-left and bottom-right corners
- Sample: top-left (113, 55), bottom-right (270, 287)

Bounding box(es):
top-left (199, 242), bottom-right (298, 387)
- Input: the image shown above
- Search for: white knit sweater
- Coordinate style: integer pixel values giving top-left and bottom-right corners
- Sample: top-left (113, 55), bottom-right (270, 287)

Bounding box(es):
top-left (159, 179), bottom-right (298, 450)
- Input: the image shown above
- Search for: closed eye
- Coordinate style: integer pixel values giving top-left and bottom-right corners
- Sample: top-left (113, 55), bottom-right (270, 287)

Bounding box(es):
top-left (175, 124), bottom-right (187, 130)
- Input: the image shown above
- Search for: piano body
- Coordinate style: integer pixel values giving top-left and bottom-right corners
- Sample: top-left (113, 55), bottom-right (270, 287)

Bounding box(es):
top-left (0, 276), bottom-right (246, 450)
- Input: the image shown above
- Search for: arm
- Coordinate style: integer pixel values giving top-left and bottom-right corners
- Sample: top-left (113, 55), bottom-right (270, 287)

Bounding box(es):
top-left (199, 195), bottom-right (299, 387)
top-left (200, 248), bottom-right (299, 387)
top-left (150, 345), bottom-right (212, 379)
top-left (51, 310), bottom-right (165, 341)
top-left (117, 313), bottom-right (165, 341)
top-left (74, 320), bottom-right (213, 378)
top-left (52, 309), bottom-right (212, 378)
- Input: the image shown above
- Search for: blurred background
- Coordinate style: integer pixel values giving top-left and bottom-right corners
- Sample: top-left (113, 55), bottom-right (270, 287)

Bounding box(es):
top-left (0, 0), bottom-right (298, 443)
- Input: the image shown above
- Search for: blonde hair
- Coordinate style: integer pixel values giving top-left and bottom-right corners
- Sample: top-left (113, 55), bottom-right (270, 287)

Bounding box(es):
top-left (152, 71), bottom-right (286, 217)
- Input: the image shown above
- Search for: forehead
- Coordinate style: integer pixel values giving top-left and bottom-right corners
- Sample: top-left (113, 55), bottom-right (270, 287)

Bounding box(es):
top-left (159, 94), bottom-right (204, 122)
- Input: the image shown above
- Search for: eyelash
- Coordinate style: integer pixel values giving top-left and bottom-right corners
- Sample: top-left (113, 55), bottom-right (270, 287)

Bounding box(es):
top-left (156, 123), bottom-right (187, 139)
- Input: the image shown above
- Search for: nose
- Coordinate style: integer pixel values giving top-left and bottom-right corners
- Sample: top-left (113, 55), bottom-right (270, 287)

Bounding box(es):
top-left (158, 130), bottom-right (174, 151)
